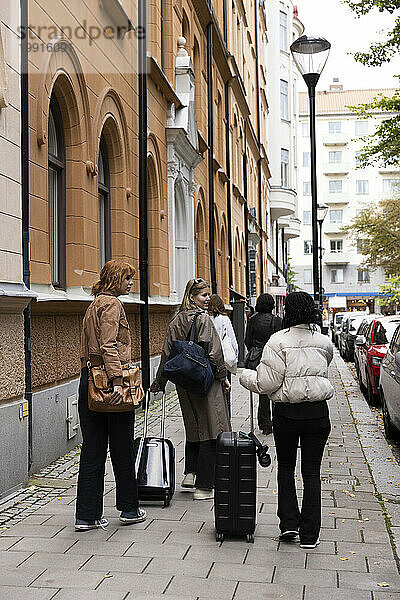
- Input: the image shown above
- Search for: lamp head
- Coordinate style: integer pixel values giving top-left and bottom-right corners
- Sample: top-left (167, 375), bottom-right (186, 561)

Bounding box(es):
top-left (290, 35), bottom-right (331, 88)
top-left (317, 202), bottom-right (329, 223)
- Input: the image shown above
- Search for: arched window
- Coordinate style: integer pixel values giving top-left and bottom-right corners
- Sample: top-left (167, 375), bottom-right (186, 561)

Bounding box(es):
top-left (48, 95), bottom-right (66, 289)
top-left (174, 181), bottom-right (190, 300)
top-left (98, 134), bottom-right (111, 268)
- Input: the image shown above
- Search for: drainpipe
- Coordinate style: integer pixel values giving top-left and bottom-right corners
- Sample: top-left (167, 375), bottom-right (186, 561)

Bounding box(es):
top-left (21, 0), bottom-right (33, 470)
top-left (254, 0), bottom-right (264, 293)
top-left (275, 221), bottom-right (279, 276)
top-left (243, 126), bottom-right (250, 301)
top-left (207, 21), bottom-right (217, 294)
top-left (222, 3), bottom-right (233, 299)
top-left (138, 0), bottom-right (150, 390)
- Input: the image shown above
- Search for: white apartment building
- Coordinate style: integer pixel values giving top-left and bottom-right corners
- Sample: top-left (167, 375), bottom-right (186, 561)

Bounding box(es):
top-left (265, 1), bottom-right (303, 312)
top-left (290, 83), bottom-right (397, 314)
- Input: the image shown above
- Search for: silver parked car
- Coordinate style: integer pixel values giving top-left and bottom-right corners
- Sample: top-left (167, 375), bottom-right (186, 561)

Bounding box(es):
top-left (379, 323), bottom-right (400, 439)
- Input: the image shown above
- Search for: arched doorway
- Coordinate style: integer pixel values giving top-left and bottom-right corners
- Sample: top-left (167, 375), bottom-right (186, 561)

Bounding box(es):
top-left (174, 180), bottom-right (190, 300)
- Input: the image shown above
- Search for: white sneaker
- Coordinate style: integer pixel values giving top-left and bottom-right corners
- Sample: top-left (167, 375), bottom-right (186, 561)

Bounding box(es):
top-left (193, 488), bottom-right (214, 501)
top-left (279, 530), bottom-right (299, 541)
top-left (181, 473), bottom-right (196, 490)
top-left (299, 538), bottom-right (320, 549)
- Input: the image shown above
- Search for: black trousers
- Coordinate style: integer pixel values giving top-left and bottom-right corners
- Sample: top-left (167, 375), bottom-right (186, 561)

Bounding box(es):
top-left (184, 440), bottom-right (216, 490)
top-left (258, 394), bottom-right (272, 430)
top-left (273, 414), bottom-right (331, 544)
top-left (75, 368), bottom-right (139, 520)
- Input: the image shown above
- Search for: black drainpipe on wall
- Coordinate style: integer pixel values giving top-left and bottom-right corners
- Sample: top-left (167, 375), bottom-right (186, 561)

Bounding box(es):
top-left (138, 0), bottom-right (150, 391)
top-left (275, 221), bottom-right (279, 276)
top-left (21, 0), bottom-right (33, 470)
top-left (254, 0), bottom-right (264, 293)
top-left (223, 0), bottom-right (233, 298)
top-left (207, 21), bottom-right (217, 294)
top-left (243, 126), bottom-right (250, 300)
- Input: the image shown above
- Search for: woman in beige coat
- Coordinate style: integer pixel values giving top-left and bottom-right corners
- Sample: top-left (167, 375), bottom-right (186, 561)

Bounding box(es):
top-left (150, 278), bottom-right (231, 500)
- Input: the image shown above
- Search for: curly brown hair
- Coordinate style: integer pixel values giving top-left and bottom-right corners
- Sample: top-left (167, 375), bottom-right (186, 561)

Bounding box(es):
top-left (91, 259), bottom-right (135, 296)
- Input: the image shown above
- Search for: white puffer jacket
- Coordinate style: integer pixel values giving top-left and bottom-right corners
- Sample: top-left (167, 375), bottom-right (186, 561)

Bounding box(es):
top-left (240, 324), bottom-right (334, 404)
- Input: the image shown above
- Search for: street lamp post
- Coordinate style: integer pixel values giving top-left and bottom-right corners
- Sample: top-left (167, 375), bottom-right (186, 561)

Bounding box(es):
top-left (290, 35), bottom-right (331, 306)
top-left (317, 201), bottom-right (328, 307)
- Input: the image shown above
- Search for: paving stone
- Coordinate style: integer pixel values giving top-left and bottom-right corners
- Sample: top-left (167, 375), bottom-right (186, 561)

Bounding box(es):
top-left (245, 548), bottom-right (306, 567)
top-left (161, 530), bottom-right (219, 546)
top-left (107, 528), bottom-right (167, 544)
top-left (0, 586), bottom-right (57, 600)
top-left (123, 541), bottom-right (189, 559)
top-left (31, 568), bottom-right (106, 589)
top-left (81, 554), bottom-right (150, 573)
top-left (9, 537), bottom-right (76, 554)
top-left (304, 586), bottom-right (370, 599)
top-left (185, 544), bottom-right (247, 564)
top-left (336, 541), bottom-right (395, 559)
top-left (143, 557), bottom-right (212, 577)
top-left (96, 572), bottom-right (171, 594)
top-left (0, 550), bottom-right (32, 568)
top-left (0, 525), bottom-right (64, 538)
top-left (209, 561), bottom-right (273, 582)
top-left (307, 552), bottom-right (367, 572)
top-left (374, 593), bottom-right (400, 599)
top-left (65, 539), bottom-right (133, 556)
top-left (22, 552), bottom-right (91, 570)
top-left (339, 571), bottom-right (400, 591)
top-left (0, 567), bottom-right (46, 587)
top-left (234, 581), bottom-right (303, 599)
top-left (165, 574), bottom-right (237, 599)
top-left (144, 519), bottom-right (204, 533)
top-left (273, 566), bottom-right (337, 588)
top-left (368, 557), bottom-right (399, 574)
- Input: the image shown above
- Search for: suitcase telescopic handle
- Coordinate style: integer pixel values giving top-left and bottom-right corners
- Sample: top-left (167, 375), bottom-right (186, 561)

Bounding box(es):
top-left (250, 391), bottom-right (254, 434)
top-left (142, 390), bottom-right (167, 440)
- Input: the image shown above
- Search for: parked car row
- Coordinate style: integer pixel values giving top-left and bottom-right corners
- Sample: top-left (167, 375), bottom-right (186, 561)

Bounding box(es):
top-left (332, 311), bottom-right (400, 440)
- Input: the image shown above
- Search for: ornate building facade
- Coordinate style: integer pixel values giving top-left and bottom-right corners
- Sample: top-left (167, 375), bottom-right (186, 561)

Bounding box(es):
top-left (0, 0), bottom-right (303, 496)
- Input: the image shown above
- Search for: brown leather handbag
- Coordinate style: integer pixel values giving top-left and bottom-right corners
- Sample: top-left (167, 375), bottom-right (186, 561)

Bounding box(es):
top-left (87, 363), bottom-right (144, 412)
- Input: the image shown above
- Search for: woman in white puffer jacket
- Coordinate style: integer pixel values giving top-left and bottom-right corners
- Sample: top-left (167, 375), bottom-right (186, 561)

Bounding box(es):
top-left (240, 291), bottom-right (334, 549)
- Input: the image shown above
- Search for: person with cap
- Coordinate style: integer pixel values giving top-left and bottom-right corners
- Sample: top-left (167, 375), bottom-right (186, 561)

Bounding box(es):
top-left (240, 291), bottom-right (334, 549)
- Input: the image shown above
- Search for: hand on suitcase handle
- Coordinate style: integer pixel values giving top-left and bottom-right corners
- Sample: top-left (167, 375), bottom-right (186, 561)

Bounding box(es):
top-left (222, 378), bottom-right (231, 393)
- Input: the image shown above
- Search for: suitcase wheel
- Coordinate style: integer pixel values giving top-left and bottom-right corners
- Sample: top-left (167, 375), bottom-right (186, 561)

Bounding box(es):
top-left (246, 533), bottom-right (254, 543)
top-left (163, 493), bottom-right (171, 508)
top-left (216, 532), bottom-right (224, 543)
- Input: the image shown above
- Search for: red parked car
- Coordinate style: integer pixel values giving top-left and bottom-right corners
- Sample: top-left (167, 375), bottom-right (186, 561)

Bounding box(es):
top-left (354, 316), bottom-right (400, 406)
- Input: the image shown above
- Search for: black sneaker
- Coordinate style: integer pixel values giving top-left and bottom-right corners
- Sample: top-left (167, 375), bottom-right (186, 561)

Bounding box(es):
top-left (279, 530), bottom-right (299, 541)
top-left (75, 518), bottom-right (109, 531)
top-left (299, 538), bottom-right (320, 549)
top-left (119, 508), bottom-right (147, 524)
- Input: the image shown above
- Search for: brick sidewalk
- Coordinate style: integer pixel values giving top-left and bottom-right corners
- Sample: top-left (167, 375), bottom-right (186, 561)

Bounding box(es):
top-left (0, 353), bottom-right (399, 599)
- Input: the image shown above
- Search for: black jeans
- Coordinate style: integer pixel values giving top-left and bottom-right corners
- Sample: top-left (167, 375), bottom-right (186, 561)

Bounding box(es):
top-left (258, 394), bottom-right (272, 430)
top-left (184, 440), bottom-right (216, 490)
top-left (75, 368), bottom-right (139, 520)
top-left (273, 414), bottom-right (331, 544)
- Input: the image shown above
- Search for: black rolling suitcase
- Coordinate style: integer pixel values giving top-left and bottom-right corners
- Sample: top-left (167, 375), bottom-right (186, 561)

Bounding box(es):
top-left (214, 391), bottom-right (258, 543)
top-left (133, 391), bottom-right (175, 507)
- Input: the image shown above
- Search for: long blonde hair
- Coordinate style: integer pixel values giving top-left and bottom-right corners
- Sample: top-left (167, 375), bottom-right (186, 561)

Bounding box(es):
top-left (91, 259), bottom-right (135, 296)
top-left (180, 278), bottom-right (210, 311)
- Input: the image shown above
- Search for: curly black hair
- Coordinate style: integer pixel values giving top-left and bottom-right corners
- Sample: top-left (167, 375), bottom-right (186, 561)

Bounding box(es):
top-left (283, 291), bottom-right (320, 329)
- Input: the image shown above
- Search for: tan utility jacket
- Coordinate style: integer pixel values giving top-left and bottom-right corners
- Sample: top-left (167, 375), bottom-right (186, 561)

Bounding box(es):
top-left (80, 292), bottom-right (131, 385)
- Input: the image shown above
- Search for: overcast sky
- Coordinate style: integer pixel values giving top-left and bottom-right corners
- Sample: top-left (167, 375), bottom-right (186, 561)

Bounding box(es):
top-left (296, 0), bottom-right (400, 91)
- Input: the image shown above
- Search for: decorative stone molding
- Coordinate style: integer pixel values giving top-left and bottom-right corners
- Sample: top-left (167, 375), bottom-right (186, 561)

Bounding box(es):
top-left (92, 86), bottom-right (132, 191)
top-left (36, 37), bottom-right (92, 164)
top-left (0, 28), bottom-right (8, 109)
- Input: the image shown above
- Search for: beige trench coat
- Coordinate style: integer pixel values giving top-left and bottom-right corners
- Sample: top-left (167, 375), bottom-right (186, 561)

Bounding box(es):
top-left (152, 308), bottom-right (231, 441)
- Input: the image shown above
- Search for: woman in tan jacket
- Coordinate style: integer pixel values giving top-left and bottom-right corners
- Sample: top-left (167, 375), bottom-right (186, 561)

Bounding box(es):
top-left (150, 278), bottom-right (231, 500)
top-left (76, 259), bottom-right (145, 531)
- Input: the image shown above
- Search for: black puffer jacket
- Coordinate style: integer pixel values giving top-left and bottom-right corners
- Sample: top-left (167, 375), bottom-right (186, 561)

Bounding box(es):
top-left (245, 312), bottom-right (283, 351)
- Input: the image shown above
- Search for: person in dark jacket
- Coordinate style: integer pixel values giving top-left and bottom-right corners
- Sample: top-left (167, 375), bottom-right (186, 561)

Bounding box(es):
top-left (244, 293), bottom-right (283, 435)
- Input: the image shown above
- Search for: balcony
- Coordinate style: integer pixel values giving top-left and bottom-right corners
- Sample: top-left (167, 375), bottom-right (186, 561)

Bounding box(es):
top-left (322, 134), bottom-right (348, 146)
top-left (378, 166), bottom-right (400, 174)
top-left (280, 216), bottom-right (301, 240)
top-left (324, 192), bottom-right (349, 205)
top-left (324, 252), bottom-right (351, 265)
top-left (269, 187), bottom-right (296, 220)
top-left (322, 162), bottom-right (350, 175)
top-left (324, 222), bottom-right (344, 234)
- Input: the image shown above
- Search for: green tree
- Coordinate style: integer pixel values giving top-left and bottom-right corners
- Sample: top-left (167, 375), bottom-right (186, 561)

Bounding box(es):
top-left (343, 196), bottom-right (400, 276)
top-left (286, 255), bottom-right (298, 292)
top-left (378, 275), bottom-right (400, 309)
top-left (344, 0), bottom-right (400, 167)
